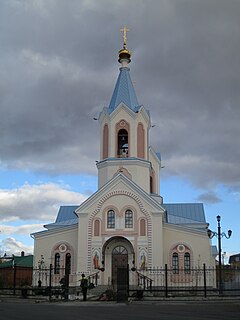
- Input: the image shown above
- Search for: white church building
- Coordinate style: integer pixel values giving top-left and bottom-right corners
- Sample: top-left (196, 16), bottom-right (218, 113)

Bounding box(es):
top-left (32, 31), bottom-right (215, 290)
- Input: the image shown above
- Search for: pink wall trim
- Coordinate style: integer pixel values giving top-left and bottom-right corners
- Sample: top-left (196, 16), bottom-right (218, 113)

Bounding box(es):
top-left (102, 124), bottom-right (109, 159)
top-left (93, 219), bottom-right (100, 236)
top-left (140, 218), bottom-right (146, 236)
top-left (137, 122), bottom-right (145, 159)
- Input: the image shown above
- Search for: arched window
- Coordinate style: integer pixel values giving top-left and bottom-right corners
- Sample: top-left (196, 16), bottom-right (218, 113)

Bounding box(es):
top-left (125, 210), bottom-right (133, 228)
top-left (112, 246), bottom-right (127, 255)
top-left (65, 253), bottom-right (71, 275)
top-left (184, 252), bottom-right (191, 274)
top-left (172, 253), bottom-right (179, 274)
top-left (54, 253), bottom-right (60, 274)
top-left (94, 219), bottom-right (100, 236)
top-left (140, 218), bottom-right (146, 236)
top-left (118, 129), bottom-right (128, 158)
top-left (107, 210), bottom-right (115, 229)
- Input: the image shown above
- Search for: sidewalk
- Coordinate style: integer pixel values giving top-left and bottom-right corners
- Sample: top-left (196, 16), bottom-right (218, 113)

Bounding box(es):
top-left (1, 295), bottom-right (240, 306)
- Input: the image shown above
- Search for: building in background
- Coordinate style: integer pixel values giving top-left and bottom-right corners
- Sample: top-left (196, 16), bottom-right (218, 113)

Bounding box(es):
top-left (229, 254), bottom-right (240, 268)
top-left (0, 252), bottom-right (33, 289)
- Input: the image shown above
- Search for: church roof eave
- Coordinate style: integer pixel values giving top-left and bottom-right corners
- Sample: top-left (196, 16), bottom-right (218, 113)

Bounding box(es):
top-left (164, 222), bottom-right (209, 235)
top-left (31, 224), bottom-right (78, 238)
top-left (44, 219), bottom-right (78, 230)
top-left (96, 157), bottom-right (152, 169)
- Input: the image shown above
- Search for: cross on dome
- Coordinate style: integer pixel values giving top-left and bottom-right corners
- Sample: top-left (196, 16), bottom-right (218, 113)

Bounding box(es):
top-left (120, 26), bottom-right (130, 49)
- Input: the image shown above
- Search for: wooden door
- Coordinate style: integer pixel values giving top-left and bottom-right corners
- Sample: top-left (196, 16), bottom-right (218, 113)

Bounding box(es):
top-left (112, 246), bottom-right (128, 287)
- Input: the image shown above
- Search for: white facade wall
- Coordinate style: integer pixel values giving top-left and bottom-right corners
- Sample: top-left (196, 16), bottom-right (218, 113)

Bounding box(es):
top-left (97, 159), bottom-right (151, 192)
top-left (149, 149), bottom-right (160, 195)
top-left (163, 225), bottom-right (213, 267)
top-left (151, 213), bottom-right (164, 266)
top-left (33, 227), bottom-right (78, 269)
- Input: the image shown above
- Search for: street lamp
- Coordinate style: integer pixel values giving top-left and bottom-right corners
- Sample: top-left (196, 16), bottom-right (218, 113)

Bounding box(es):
top-left (207, 215), bottom-right (232, 294)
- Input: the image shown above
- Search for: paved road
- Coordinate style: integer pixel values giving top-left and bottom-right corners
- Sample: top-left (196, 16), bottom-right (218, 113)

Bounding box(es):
top-left (0, 299), bottom-right (240, 320)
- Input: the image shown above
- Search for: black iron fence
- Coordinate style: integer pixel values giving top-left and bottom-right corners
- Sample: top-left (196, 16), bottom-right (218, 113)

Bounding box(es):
top-left (0, 264), bottom-right (99, 300)
top-left (0, 264), bottom-right (240, 299)
top-left (129, 265), bottom-right (240, 298)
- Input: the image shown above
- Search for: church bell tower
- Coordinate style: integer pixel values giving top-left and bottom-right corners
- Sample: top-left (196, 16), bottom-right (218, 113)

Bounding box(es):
top-left (96, 27), bottom-right (161, 196)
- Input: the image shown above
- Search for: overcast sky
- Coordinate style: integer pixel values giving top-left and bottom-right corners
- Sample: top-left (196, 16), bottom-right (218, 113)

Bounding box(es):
top-left (0, 0), bottom-right (239, 257)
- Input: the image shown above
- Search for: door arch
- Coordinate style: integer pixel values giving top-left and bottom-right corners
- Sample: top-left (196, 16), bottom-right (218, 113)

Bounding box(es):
top-left (102, 236), bottom-right (135, 287)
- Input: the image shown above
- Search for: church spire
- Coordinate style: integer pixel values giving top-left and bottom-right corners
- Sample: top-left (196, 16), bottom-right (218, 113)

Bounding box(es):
top-left (108, 27), bottom-right (139, 113)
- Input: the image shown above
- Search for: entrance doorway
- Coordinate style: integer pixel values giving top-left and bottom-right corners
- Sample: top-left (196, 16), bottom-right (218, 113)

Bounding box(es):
top-left (112, 245), bottom-right (128, 288)
top-left (102, 236), bottom-right (134, 291)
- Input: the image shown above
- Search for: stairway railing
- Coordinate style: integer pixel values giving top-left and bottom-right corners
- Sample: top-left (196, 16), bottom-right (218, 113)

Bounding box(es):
top-left (88, 271), bottom-right (100, 288)
top-left (136, 270), bottom-right (153, 290)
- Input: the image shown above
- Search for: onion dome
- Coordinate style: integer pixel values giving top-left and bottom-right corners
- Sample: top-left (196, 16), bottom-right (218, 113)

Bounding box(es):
top-left (118, 48), bottom-right (131, 64)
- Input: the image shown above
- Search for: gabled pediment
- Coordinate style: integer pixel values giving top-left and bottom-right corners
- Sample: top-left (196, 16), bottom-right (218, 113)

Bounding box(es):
top-left (110, 102), bottom-right (150, 124)
top-left (75, 172), bottom-right (165, 215)
top-left (99, 102), bottom-right (150, 125)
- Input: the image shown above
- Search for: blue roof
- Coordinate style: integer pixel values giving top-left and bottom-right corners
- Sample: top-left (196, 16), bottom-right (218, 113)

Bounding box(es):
top-left (156, 152), bottom-right (161, 161)
top-left (55, 206), bottom-right (78, 222)
top-left (162, 203), bottom-right (206, 224)
top-left (108, 66), bottom-right (140, 113)
top-left (44, 206), bottom-right (79, 229)
top-left (44, 203), bottom-right (206, 230)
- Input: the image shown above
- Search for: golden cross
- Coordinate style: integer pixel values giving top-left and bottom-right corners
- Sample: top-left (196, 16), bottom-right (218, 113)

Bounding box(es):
top-left (120, 26), bottom-right (130, 49)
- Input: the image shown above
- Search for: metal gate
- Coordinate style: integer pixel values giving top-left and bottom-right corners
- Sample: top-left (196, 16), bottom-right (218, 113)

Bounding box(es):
top-left (117, 266), bottom-right (129, 302)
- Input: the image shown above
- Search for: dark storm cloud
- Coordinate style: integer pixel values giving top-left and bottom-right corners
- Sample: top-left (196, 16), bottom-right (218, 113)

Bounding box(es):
top-left (0, 0), bottom-right (239, 191)
top-left (196, 192), bottom-right (221, 204)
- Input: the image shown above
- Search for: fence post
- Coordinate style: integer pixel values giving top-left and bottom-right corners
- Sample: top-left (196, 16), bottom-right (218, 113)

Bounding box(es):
top-left (64, 271), bottom-right (69, 301)
top-left (95, 273), bottom-right (98, 286)
top-left (13, 263), bottom-right (16, 295)
top-left (127, 265), bottom-right (129, 297)
top-left (203, 263), bottom-right (207, 298)
top-left (165, 264), bottom-right (168, 298)
top-left (49, 264), bottom-right (52, 301)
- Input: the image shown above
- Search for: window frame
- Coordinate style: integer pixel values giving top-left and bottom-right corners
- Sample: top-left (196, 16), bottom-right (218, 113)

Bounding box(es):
top-left (125, 209), bottom-right (133, 229)
top-left (107, 210), bottom-right (115, 229)
top-left (54, 253), bottom-right (60, 274)
top-left (172, 252), bottom-right (179, 274)
top-left (184, 252), bottom-right (191, 274)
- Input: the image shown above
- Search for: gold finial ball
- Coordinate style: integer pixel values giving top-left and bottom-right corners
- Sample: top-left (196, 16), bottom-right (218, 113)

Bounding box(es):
top-left (118, 48), bottom-right (131, 64)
